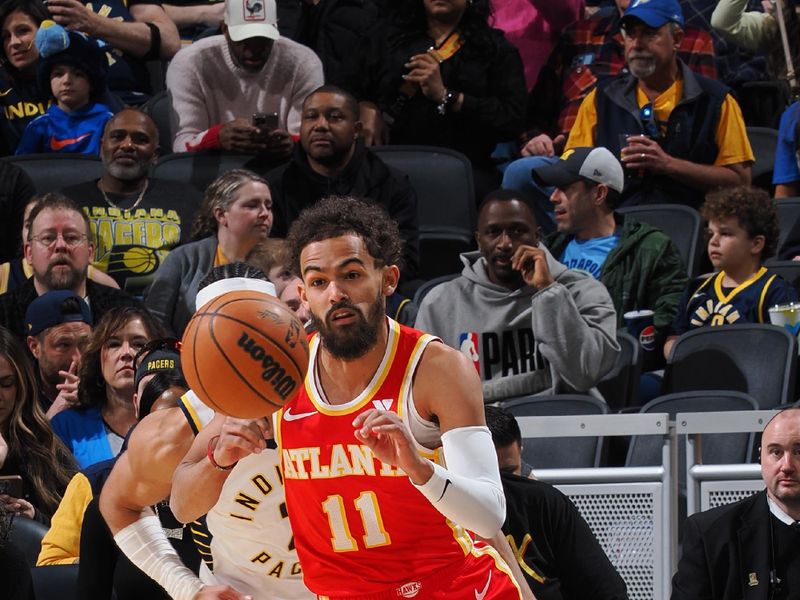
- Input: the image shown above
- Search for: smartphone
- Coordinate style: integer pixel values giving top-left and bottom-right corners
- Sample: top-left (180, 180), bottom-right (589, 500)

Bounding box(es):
top-left (0, 475), bottom-right (24, 498)
top-left (252, 112), bottom-right (279, 133)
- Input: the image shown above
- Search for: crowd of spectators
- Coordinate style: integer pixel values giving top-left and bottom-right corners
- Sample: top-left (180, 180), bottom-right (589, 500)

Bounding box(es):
top-left (1, 0), bottom-right (800, 598)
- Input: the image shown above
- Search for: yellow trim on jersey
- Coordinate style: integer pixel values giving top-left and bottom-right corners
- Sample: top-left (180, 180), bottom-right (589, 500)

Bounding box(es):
top-left (471, 543), bottom-right (523, 598)
top-left (757, 274), bottom-right (777, 323)
top-left (22, 259), bottom-right (33, 279)
top-left (713, 267), bottom-right (768, 304)
top-left (306, 319), bottom-right (401, 416)
top-left (274, 407), bottom-right (284, 453)
top-left (446, 519), bottom-right (474, 556)
top-left (178, 392), bottom-right (204, 434)
top-left (0, 262), bottom-right (10, 295)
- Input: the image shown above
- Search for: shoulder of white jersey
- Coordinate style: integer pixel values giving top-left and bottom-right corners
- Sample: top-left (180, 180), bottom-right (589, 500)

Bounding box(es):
top-left (177, 389), bottom-right (215, 435)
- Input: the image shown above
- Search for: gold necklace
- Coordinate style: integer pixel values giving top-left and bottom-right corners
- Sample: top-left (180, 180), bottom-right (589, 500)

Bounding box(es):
top-left (98, 179), bottom-right (149, 211)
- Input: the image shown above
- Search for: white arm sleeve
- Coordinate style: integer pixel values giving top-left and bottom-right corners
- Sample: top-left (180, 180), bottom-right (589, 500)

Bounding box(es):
top-left (114, 515), bottom-right (204, 600)
top-left (411, 425), bottom-right (506, 538)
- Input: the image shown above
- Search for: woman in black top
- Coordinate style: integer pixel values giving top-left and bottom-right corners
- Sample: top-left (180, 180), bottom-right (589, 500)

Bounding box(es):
top-left (365, 0), bottom-right (527, 197)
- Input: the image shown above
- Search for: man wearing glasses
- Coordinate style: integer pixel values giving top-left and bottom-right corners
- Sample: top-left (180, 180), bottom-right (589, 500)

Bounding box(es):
top-left (0, 193), bottom-right (135, 340)
top-left (564, 0), bottom-right (753, 209)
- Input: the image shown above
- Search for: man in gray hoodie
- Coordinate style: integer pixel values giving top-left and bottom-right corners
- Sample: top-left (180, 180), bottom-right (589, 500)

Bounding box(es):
top-left (416, 189), bottom-right (619, 402)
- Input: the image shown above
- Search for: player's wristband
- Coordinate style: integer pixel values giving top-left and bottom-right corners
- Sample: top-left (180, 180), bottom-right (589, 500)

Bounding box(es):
top-left (207, 435), bottom-right (237, 471)
top-left (114, 515), bottom-right (204, 600)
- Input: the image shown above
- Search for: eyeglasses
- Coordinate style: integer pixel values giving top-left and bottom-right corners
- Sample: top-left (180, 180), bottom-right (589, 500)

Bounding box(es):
top-left (30, 232), bottom-right (88, 248)
top-left (133, 337), bottom-right (182, 370)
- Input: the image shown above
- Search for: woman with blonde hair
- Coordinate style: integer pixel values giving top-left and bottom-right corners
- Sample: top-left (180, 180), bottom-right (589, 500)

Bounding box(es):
top-left (144, 169), bottom-right (273, 336)
top-left (0, 325), bottom-right (75, 522)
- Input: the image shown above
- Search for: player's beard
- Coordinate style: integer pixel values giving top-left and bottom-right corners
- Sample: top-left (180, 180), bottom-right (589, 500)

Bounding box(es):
top-left (313, 292), bottom-right (384, 361)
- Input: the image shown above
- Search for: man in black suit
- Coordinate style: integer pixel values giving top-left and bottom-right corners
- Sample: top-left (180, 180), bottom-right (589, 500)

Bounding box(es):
top-left (0, 193), bottom-right (135, 340)
top-left (671, 407), bottom-right (800, 600)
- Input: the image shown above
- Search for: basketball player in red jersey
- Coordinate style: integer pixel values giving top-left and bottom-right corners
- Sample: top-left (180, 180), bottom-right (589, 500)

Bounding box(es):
top-left (193, 196), bottom-right (525, 599)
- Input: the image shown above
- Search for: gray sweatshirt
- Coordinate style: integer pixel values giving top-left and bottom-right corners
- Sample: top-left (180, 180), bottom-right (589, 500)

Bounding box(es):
top-left (415, 247), bottom-right (620, 402)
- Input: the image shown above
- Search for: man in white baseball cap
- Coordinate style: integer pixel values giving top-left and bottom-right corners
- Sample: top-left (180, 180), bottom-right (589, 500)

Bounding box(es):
top-left (537, 146), bottom-right (688, 365)
top-left (166, 0), bottom-right (323, 157)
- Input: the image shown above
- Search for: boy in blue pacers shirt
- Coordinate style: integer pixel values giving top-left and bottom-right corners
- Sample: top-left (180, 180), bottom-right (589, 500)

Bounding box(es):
top-left (664, 186), bottom-right (797, 357)
top-left (16, 21), bottom-right (112, 155)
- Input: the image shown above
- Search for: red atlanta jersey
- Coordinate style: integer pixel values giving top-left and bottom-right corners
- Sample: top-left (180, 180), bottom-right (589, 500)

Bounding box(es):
top-left (277, 318), bottom-right (475, 596)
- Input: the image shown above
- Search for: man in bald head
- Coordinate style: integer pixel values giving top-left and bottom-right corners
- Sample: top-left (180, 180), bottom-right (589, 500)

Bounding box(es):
top-left (671, 408), bottom-right (800, 599)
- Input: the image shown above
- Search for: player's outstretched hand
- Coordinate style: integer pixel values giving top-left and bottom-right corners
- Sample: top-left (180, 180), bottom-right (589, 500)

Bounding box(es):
top-left (353, 409), bottom-right (433, 485)
top-left (212, 417), bottom-right (272, 467)
top-left (193, 585), bottom-right (251, 599)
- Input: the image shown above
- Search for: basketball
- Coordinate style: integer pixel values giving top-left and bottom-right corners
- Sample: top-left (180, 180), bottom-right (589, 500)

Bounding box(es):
top-left (181, 290), bottom-right (310, 419)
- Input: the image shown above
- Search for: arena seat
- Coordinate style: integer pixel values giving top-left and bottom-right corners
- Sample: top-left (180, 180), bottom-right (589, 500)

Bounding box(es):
top-left (597, 331), bottom-right (642, 413)
top-left (3, 154), bottom-right (103, 193)
top-left (746, 126), bottom-right (779, 189)
top-left (773, 196), bottom-right (800, 259)
top-left (142, 90), bottom-right (172, 155)
top-left (616, 203), bottom-right (702, 278)
top-left (662, 323), bottom-right (797, 408)
top-left (626, 390), bottom-right (759, 468)
top-left (30, 564), bottom-right (79, 600)
top-left (501, 394), bottom-right (609, 468)
top-left (371, 146), bottom-right (476, 280)
top-left (6, 516), bottom-right (48, 567)
top-left (152, 151), bottom-right (260, 192)
top-left (412, 273), bottom-right (459, 306)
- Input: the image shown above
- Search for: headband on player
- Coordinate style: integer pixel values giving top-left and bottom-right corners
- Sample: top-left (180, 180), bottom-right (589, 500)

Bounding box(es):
top-left (195, 277), bottom-right (276, 311)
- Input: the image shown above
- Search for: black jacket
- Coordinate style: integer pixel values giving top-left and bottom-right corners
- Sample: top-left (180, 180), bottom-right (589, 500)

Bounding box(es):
top-left (267, 140), bottom-right (420, 279)
top-left (671, 490), bottom-right (775, 600)
top-left (501, 473), bottom-right (628, 600)
top-left (0, 162), bottom-right (34, 263)
top-left (292, 0), bottom-right (382, 98)
top-left (366, 25), bottom-right (526, 167)
top-left (0, 278), bottom-right (137, 339)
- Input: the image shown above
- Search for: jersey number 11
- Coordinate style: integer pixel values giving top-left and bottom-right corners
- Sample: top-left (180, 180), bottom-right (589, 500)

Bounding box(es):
top-left (322, 492), bottom-right (392, 552)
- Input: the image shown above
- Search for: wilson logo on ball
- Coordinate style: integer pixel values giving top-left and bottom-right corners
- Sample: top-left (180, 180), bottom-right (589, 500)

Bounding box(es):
top-left (238, 331), bottom-right (298, 400)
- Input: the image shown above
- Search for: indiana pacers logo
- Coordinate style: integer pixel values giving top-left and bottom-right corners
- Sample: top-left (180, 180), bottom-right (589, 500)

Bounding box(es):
top-left (690, 299), bottom-right (742, 327)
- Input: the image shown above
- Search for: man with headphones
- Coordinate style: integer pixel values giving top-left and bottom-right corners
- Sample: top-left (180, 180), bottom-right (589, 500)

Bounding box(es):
top-left (671, 407), bottom-right (800, 600)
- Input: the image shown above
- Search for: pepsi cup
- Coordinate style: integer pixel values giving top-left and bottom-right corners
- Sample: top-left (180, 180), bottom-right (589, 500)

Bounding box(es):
top-left (624, 309), bottom-right (657, 369)
top-left (768, 303), bottom-right (800, 341)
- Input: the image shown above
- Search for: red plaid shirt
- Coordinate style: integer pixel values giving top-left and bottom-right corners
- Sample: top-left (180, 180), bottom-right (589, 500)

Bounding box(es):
top-left (530, 9), bottom-right (717, 138)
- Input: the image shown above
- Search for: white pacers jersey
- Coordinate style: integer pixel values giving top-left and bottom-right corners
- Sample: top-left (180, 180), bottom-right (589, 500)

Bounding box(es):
top-left (178, 391), bottom-right (312, 600)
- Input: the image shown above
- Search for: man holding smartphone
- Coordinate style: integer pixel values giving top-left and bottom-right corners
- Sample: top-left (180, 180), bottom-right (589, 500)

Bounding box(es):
top-left (167, 0), bottom-right (323, 158)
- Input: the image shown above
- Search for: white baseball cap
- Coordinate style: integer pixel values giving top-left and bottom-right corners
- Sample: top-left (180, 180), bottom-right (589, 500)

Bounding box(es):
top-left (224, 0), bottom-right (279, 42)
top-left (532, 146), bottom-right (625, 194)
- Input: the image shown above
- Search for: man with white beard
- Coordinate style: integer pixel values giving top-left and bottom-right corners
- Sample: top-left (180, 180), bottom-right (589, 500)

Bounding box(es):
top-left (562, 0), bottom-right (753, 209)
top-left (61, 109), bottom-right (202, 297)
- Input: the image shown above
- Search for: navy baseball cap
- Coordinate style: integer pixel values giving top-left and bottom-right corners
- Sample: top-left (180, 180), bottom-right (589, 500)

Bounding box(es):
top-left (25, 290), bottom-right (92, 336)
top-left (621, 0), bottom-right (684, 28)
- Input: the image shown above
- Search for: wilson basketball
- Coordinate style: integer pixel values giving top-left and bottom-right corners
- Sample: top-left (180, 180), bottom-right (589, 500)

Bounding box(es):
top-left (181, 290), bottom-right (309, 418)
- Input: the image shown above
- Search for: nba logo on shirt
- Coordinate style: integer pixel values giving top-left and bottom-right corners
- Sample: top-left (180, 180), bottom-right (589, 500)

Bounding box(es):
top-left (458, 332), bottom-right (480, 374)
top-left (244, 0), bottom-right (266, 21)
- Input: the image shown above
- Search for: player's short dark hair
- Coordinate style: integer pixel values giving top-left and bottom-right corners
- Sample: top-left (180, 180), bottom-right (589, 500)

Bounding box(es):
top-left (138, 370), bottom-right (187, 419)
top-left (701, 186), bottom-right (780, 259)
top-left (485, 405), bottom-right (522, 447)
top-left (26, 192), bottom-right (92, 243)
top-left (198, 262), bottom-right (268, 292)
top-left (286, 196), bottom-right (404, 274)
top-left (478, 189), bottom-right (539, 227)
top-left (303, 85), bottom-right (360, 120)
